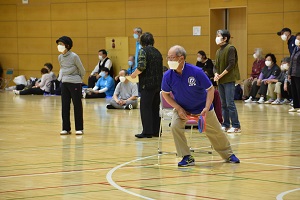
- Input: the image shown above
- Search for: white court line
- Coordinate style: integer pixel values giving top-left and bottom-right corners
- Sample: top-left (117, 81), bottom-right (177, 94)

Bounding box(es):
top-left (276, 188), bottom-right (300, 200)
top-left (241, 161), bottom-right (300, 169)
top-left (106, 154), bottom-right (160, 200)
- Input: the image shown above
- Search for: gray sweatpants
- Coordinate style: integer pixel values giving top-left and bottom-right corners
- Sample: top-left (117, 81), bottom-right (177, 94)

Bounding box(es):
top-left (109, 99), bottom-right (138, 109)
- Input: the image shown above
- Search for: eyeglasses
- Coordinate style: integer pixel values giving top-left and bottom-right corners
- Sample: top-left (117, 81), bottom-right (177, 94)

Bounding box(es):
top-left (166, 56), bottom-right (178, 61)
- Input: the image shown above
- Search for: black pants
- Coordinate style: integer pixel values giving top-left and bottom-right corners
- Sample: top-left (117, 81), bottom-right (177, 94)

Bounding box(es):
top-left (281, 82), bottom-right (292, 100)
top-left (20, 87), bottom-right (44, 95)
top-left (85, 92), bottom-right (106, 98)
top-left (88, 76), bottom-right (98, 88)
top-left (61, 83), bottom-right (83, 131)
top-left (140, 88), bottom-right (161, 136)
top-left (291, 76), bottom-right (300, 108)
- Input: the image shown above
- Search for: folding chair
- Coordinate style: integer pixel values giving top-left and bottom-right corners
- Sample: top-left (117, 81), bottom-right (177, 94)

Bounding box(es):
top-left (0, 68), bottom-right (14, 90)
top-left (158, 91), bottom-right (212, 154)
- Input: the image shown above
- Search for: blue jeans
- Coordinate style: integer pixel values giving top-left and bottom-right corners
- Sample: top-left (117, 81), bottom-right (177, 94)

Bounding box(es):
top-left (218, 82), bottom-right (240, 128)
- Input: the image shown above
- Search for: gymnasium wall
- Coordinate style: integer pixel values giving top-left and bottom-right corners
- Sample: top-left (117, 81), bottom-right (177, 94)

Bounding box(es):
top-left (0, 0), bottom-right (299, 84)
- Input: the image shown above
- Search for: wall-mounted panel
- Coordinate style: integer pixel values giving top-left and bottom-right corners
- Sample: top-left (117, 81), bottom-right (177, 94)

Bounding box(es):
top-left (126, 18), bottom-right (166, 37)
top-left (52, 21), bottom-right (87, 38)
top-left (248, 0), bottom-right (283, 14)
top-left (17, 4), bottom-right (50, 21)
top-left (88, 19), bottom-right (125, 37)
top-left (51, 3), bottom-right (86, 21)
top-left (18, 38), bottom-right (52, 54)
top-left (0, 5), bottom-right (17, 21)
top-left (167, 16), bottom-right (209, 36)
top-left (18, 21), bottom-right (51, 37)
top-left (87, 1), bottom-right (125, 20)
top-left (126, 0), bottom-right (166, 19)
top-left (248, 13), bottom-right (283, 34)
top-left (209, 0), bottom-right (246, 9)
top-left (0, 22), bottom-right (17, 37)
top-left (248, 34), bottom-right (283, 55)
top-left (0, 54), bottom-right (19, 72)
top-left (284, 12), bottom-right (300, 35)
top-left (167, 0), bottom-right (209, 17)
top-left (284, 0), bottom-right (300, 12)
top-left (0, 38), bottom-right (18, 53)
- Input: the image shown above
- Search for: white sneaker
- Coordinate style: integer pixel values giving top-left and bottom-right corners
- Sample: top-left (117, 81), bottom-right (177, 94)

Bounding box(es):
top-left (244, 96), bottom-right (256, 103)
top-left (281, 99), bottom-right (290, 104)
top-left (227, 127), bottom-right (242, 133)
top-left (76, 130), bottom-right (83, 135)
top-left (271, 99), bottom-right (282, 105)
top-left (257, 97), bottom-right (265, 104)
top-left (288, 108), bottom-right (297, 112)
top-left (221, 126), bottom-right (230, 132)
top-left (13, 90), bottom-right (20, 95)
top-left (60, 130), bottom-right (71, 135)
top-left (265, 99), bottom-right (274, 104)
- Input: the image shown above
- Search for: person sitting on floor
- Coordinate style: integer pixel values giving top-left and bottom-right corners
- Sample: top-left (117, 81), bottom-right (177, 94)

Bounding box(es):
top-left (83, 67), bottom-right (115, 99)
top-left (13, 68), bottom-right (53, 95)
top-left (106, 69), bottom-right (138, 109)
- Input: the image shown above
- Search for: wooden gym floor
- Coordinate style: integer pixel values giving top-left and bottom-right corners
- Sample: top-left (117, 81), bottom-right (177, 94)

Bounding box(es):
top-left (0, 91), bottom-right (299, 200)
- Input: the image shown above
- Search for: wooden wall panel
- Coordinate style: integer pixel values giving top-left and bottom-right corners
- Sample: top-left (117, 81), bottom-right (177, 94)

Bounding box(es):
top-left (167, 0), bottom-right (209, 17)
top-left (209, 0), bottom-right (247, 8)
top-left (18, 54), bottom-right (53, 70)
top-left (18, 38), bottom-right (52, 54)
top-left (50, 0), bottom-right (86, 4)
top-left (126, 18), bottom-right (166, 37)
top-left (18, 21), bottom-right (51, 38)
top-left (0, 0), bottom-right (17, 4)
top-left (248, 35), bottom-right (283, 55)
top-left (284, 0), bottom-right (300, 12)
top-left (87, 37), bottom-right (105, 55)
top-left (0, 38), bottom-right (18, 53)
top-left (248, 13), bottom-right (283, 34)
top-left (284, 12), bottom-right (300, 35)
top-left (247, 0), bottom-right (283, 14)
top-left (17, 4), bottom-right (50, 21)
top-left (0, 5), bottom-right (17, 21)
top-left (52, 21), bottom-right (87, 38)
top-left (167, 16), bottom-right (209, 36)
top-left (51, 3), bottom-right (86, 21)
top-left (69, 38), bottom-right (88, 55)
top-left (0, 22), bottom-right (17, 37)
top-left (126, 0), bottom-right (166, 18)
top-left (88, 19), bottom-right (125, 38)
top-left (0, 54), bottom-right (19, 71)
top-left (87, 1), bottom-right (125, 20)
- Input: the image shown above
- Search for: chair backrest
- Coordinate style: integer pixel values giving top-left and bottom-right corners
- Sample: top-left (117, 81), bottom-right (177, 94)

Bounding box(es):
top-left (160, 91), bottom-right (173, 109)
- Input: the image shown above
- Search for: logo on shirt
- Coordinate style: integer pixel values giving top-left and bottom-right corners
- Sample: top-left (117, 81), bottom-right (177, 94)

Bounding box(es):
top-left (188, 77), bottom-right (196, 86)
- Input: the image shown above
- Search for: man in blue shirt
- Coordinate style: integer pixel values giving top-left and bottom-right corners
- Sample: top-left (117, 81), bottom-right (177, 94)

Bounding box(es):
top-left (133, 27), bottom-right (143, 71)
top-left (84, 67), bottom-right (115, 98)
top-left (277, 28), bottom-right (296, 56)
top-left (162, 45), bottom-right (240, 167)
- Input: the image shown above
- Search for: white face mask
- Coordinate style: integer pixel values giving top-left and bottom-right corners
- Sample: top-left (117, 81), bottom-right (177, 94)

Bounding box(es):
top-left (99, 55), bottom-right (103, 60)
top-left (281, 63), bottom-right (289, 71)
top-left (168, 61), bottom-right (180, 70)
top-left (295, 39), bottom-right (300, 46)
top-left (119, 76), bottom-right (126, 83)
top-left (281, 34), bottom-right (287, 41)
top-left (265, 60), bottom-right (272, 67)
top-left (253, 53), bottom-right (258, 59)
top-left (57, 45), bottom-right (66, 53)
top-left (215, 36), bottom-right (223, 45)
top-left (197, 57), bottom-right (202, 62)
top-left (100, 72), bottom-right (106, 77)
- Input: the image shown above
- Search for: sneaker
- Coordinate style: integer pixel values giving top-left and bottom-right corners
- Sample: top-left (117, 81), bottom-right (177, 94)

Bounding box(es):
top-left (257, 97), bottom-right (265, 104)
top-left (13, 90), bottom-right (20, 95)
top-left (125, 104), bottom-right (133, 110)
top-left (227, 127), bottom-right (241, 133)
top-left (226, 154), bottom-right (240, 163)
top-left (106, 104), bottom-right (115, 109)
top-left (271, 99), bottom-right (282, 105)
top-left (281, 99), bottom-right (290, 104)
top-left (288, 108), bottom-right (297, 112)
top-left (82, 92), bottom-right (87, 98)
top-left (178, 155), bottom-right (195, 167)
top-left (297, 109), bottom-right (300, 113)
top-left (244, 96), bottom-right (256, 103)
top-left (75, 130), bottom-right (83, 135)
top-left (60, 130), bottom-right (71, 135)
top-left (221, 126), bottom-right (230, 132)
top-left (265, 98), bottom-right (274, 104)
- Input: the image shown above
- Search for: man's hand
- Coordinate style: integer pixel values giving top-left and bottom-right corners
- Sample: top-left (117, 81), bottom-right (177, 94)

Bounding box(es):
top-left (177, 107), bottom-right (187, 120)
top-left (200, 107), bottom-right (209, 116)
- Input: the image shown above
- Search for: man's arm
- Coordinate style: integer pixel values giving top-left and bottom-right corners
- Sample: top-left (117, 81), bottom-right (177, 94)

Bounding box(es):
top-left (200, 86), bottom-right (214, 116)
top-left (162, 91), bottom-right (187, 120)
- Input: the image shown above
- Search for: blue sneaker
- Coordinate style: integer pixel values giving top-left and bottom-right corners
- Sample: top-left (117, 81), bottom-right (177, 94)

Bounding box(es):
top-left (226, 154), bottom-right (240, 163)
top-left (178, 155), bottom-right (195, 167)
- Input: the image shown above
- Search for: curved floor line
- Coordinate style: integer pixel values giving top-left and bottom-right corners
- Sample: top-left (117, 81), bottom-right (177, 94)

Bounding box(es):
top-left (106, 154), bottom-right (161, 200)
top-left (276, 188), bottom-right (300, 200)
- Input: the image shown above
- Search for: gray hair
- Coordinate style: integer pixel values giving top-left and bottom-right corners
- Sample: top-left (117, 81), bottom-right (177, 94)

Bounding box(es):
top-left (173, 45), bottom-right (187, 59)
top-left (134, 27), bottom-right (143, 34)
top-left (254, 48), bottom-right (263, 58)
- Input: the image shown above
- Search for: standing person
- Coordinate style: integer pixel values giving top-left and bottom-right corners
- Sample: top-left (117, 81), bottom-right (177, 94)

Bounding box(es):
top-left (162, 45), bottom-right (240, 167)
top-left (88, 49), bottom-right (112, 88)
top-left (131, 32), bottom-right (163, 138)
top-left (56, 36), bottom-right (86, 135)
top-left (133, 27), bottom-right (143, 72)
top-left (214, 29), bottom-right (241, 133)
top-left (242, 48), bottom-right (265, 100)
top-left (277, 28), bottom-right (296, 56)
top-left (196, 50), bottom-right (215, 86)
top-left (288, 32), bottom-right (300, 112)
